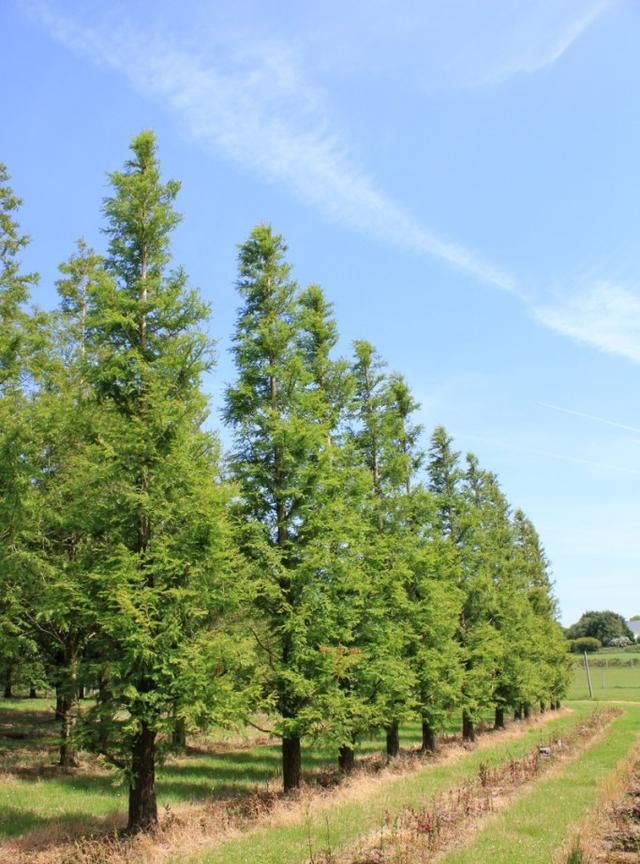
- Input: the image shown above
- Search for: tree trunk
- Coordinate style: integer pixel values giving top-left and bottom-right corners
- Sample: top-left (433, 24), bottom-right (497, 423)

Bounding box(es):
top-left (494, 706), bottom-right (505, 729)
top-left (462, 710), bottom-right (475, 742)
top-left (172, 717), bottom-right (186, 750)
top-left (338, 745), bottom-right (355, 774)
top-left (421, 718), bottom-right (436, 753)
top-left (78, 685), bottom-right (85, 700)
top-left (29, 686), bottom-right (37, 699)
top-left (127, 722), bottom-right (158, 833)
top-left (523, 703), bottom-right (531, 720)
top-left (3, 667), bottom-right (13, 699)
top-left (555, 700), bottom-right (561, 710)
top-left (514, 705), bottom-right (523, 721)
top-left (96, 673), bottom-right (111, 752)
top-left (540, 702), bottom-right (546, 713)
top-left (282, 735), bottom-right (301, 792)
top-left (55, 687), bottom-right (64, 722)
top-left (59, 691), bottom-right (79, 768)
top-left (386, 720), bottom-right (400, 758)
top-left (58, 653), bottom-right (80, 767)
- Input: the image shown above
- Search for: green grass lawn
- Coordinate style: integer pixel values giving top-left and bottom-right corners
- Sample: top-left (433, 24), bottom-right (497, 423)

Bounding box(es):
top-left (567, 658), bottom-right (640, 701)
top-left (439, 703), bottom-right (640, 864)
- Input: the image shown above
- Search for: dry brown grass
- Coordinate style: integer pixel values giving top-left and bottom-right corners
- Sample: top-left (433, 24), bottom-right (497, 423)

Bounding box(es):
top-left (555, 743), bottom-right (640, 864)
top-left (0, 710), bottom-right (572, 864)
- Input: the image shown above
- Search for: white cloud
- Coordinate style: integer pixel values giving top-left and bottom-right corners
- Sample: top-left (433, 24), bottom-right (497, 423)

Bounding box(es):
top-left (534, 282), bottom-right (640, 365)
top-left (29, 1), bottom-right (520, 296)
top-left (31, 1), bottom-right (637, 371)
top-left (470, 0), bottom-right (616, 86)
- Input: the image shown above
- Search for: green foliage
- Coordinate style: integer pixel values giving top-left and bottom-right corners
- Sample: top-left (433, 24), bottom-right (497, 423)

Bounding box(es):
top-left (64, 132), bottom-right (247, 829)
top-left (566, 610), bottom-right (634, 645)
top-left (225, 226), bottom-right (378, 783)
top-left (0, 165), bottom-right (45, 702)
top-left (568, 637), bottom-right (602, 654)
top-left (0, 138), bottom-right (570, 827)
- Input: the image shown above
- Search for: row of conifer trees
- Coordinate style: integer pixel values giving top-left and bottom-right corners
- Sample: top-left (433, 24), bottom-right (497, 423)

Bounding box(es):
top-left (0, 132), bottom-right (569, 833)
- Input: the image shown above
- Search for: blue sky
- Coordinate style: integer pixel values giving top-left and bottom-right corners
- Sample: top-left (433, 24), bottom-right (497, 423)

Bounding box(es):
top-left (2, 0), bottom-right (639, 625)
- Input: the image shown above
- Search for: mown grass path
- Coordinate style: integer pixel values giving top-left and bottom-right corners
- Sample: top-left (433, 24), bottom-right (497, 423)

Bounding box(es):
top-left (179, 707), bottom-right (594, 864)
top-left (439, 704), bottom-right (640, 864)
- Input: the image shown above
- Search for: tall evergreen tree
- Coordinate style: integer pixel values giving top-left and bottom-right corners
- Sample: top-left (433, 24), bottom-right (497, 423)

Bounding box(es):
top-left (19, 242), bottom-right (110, 767)
top-left (513, 510), bottom-right (569, 710)
top-left (226, 227), bottom-right (358, 790)
top-left (349, 343), bottom-right (418, 758)
top-left (456, 454), bottom-right (502, 741)
top-left (0, 165), bottom-right (42, 702)
top-left (83, 132), bottom-right (237, 832)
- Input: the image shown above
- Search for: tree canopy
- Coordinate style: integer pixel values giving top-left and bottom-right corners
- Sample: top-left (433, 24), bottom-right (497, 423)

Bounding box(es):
top-left (0, 132), bottom-right (570, 832)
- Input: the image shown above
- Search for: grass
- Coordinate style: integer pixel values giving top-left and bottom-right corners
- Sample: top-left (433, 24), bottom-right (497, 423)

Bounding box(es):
top-left (178, 707), bottom-right (595, 864)
top-left (0, 698), bottom-right (446, 839)
top-left (1, 696), bottom-right (632, 864)
top-left (438, 703), bottom-right (640, 864)
top-left (567, 658), bottom-right (640, 701)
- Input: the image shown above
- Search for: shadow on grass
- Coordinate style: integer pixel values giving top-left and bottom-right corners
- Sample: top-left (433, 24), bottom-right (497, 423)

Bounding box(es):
top-left (0, 717), bottom-right (446, 843)
top-left (0, 804), bottom-right (122, 840)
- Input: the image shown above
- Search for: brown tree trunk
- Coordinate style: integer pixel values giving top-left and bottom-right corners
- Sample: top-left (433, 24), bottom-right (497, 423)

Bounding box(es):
top-left (59, 691), bottom-right (79, 768)
top-left (523, 703), bottom-right (531, 720)
top-left (127, 722), bottom-right (158, 833)
top-left (282, 735), bottom-right (301, 792)
top-left (58, 653), bottom-right (80, 767)
top-left (421, 718), bottom-right (436, 753)
top-left (386, 720), bottom-right (400, 758)
top-left (97, 673), bottom-right (111, 752)
top-left (4, 667), bottom-right (13, 699)
top-left (514, 705), bottom-right (523, 721)
top-left (171, 717), bottom-right (186, 750)
top-left (540, 702), bottom-right (546, 713)
top-left (554, 700), bottom-right (561, 710)
top-left (494, 706), bottom-right (505, 729)
top-left (29, 686), bottom-right (37, 699)
top-left (55, 687), bottom-right (64, 722)
top-left (462, 710), bottom-right (475, 742)
top-left (338, 745), bottom-right (355, 773)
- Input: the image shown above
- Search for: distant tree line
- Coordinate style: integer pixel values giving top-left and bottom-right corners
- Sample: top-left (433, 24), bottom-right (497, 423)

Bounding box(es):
top-left (0, 133), bottom-right (569, 834)
top-left (565, 610), bottom-right (636, 652)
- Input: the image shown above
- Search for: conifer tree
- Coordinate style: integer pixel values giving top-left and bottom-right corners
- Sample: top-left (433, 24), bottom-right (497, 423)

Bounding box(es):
top-left (293, 285), bottom-right (375, 772)
top-left (83, 132), bottom-right (237, 832)
top-left (21, 242), bottom-right (110, 766)
top-left (406, 489), bottom-right (463, 752)
top-left (349, 343), bottom-right (418, 757)
top-left (225, 225), bottom-right (308, 791)
top-left (0, 165), bottom-right (41, 702)
top-left (456, 454), bottom-right (502, 741)
top-left (513, 510), bottom-right (569, 710)
top-left (227, 225), bottom-right (378, 787)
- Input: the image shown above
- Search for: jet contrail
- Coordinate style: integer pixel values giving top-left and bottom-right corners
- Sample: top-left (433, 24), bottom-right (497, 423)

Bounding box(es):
top-left (537, 402), bottom-right (640, 435)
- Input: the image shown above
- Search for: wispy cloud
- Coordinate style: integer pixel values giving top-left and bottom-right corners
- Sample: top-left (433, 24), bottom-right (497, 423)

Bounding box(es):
top-left (473, 0), bottom-right (616, 86)
top-left (538, 401), bottom-right (640, 435)
top-left (30, 1), bottom-right (635, 370)
top-left (534, 282), bottom-right (640, 365)
top-left (29, 1), bottom-right (520, 296)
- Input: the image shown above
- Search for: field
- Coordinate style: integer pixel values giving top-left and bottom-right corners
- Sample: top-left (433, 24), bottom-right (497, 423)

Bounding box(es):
top-left (567, 652), bottom-right (640, 701)
top-left (2, 683), bottom-right (639, 864)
